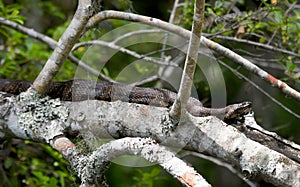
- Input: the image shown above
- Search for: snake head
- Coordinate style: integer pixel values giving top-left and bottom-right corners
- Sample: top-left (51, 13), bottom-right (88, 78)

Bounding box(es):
top-left (224, 101), bottom-right (252, 123)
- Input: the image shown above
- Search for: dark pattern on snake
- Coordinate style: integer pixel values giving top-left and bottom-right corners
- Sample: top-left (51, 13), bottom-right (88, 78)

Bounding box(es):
top-left (0, 79), bottom-right (252, 121)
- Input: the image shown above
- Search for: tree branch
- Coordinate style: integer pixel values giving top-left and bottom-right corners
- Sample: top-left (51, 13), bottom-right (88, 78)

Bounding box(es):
top-left (210, 35), bottom-right (300, 59)
top-left (86, 10), bottom-right (300, 102)
top-left (79, 137), bottom-right (211, 187)
top-left (1, 93), bottom-right (300, 186)
top-left (170, 0), bottom-right (205, 120)
top-left (217, 59), bottom-right (300, 119)
top-left (0, 92), bottom-right (211, 186)
top-left (160, 0), bottom-right (180, 59)
top-left (0, 16), bottom-right (114, 82)
top-left (32, 0), bottom-right (93, 94)
top-left (72, 40), bottom-right (178, 67)
top-left (180, 151), bottom-right (258, 187)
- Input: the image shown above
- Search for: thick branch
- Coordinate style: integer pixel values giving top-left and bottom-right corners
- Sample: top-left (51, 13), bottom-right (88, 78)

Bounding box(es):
top-left (1, 94), bottom-right (300, 186)
top-left (66, 101), bottom-right (300, 186)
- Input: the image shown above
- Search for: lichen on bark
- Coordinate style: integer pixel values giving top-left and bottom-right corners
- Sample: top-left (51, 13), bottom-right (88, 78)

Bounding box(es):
top-left (15, 88), bottom-right (69, 142)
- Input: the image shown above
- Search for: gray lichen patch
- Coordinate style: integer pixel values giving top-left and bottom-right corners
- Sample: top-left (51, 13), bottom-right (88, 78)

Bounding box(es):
top-left (15, 88), bottom-right (69, 142)
top-left (0, 92), bottom-right (14, 121)
top-left (161, 113), bottom-right (176, 134)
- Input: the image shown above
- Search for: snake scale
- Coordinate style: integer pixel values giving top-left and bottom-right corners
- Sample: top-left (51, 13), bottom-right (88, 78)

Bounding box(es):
top-left (0, 79), bottom-right (252, 121)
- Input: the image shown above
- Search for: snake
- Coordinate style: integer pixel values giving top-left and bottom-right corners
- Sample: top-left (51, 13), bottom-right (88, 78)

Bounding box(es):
top-left (0, 79), bottom-right (252, 121)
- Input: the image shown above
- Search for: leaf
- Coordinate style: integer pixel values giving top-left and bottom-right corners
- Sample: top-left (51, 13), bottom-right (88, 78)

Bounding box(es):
top-left (4, 157), bottom-right (13, 169)
top-left (102, 67), bottom-right (110, 77)
top-left (150, 167), bottom-right (161, 176)
top-left (259, 37), bottom-right (266, 43)
top-left (273, 10), bottom-right (283, 24)
top-left (45, 177), bottom-right (58, 187)
top-left (286, 61), bottom-right (296, 72)
top-left (254, 21), bottom-right (268, 29)
top-left (32, 171), bottom-right (49, 181)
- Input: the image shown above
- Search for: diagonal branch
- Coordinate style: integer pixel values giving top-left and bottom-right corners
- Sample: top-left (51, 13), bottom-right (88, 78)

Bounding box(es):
top-left (211, 35), bottom-right (300, 59)
top-left (0, 17), bottom-right (129, 83)
top-left (217, 59), bottom-right (300, 119)
top-left (32, 0), bottom-right (93, 94)
top-left (86, 10), bottom-right (300, 102)
top-left (73, 40), bottom-right (178, 67)
top-left (170, 0), bottom-right (205, 120)
top-left (180, 151), bottom-right (259, 187)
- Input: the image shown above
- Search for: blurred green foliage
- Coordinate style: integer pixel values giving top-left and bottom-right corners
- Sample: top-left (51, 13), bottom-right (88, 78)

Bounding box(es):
top-left (0, 140), bottom-right (77, 187)
top-left (0, 1), bottom-right (77, 186)
top-left (182, 0), bottom-right (300, 82)
top-left (0, 0), bottom-right (25, 24)
top-left (106, 163), bottom-right (182, 187)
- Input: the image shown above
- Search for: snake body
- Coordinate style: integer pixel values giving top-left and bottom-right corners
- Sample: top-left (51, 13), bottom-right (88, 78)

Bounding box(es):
top-left (0, 79), bottom-right (251, 121)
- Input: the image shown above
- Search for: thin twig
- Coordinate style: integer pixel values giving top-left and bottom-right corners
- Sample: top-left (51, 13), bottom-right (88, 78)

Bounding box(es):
top-left (86, 10), bottom-right (300, 101)
top-left (0, 16), bottom-right (114, 82)
top-left (73, 40), bottom-right (178, 67)
top-left (180, 151), bottom-right (259, 187)
top-left (131, 75), bottom-right (159, 86)
top-left (217, 59), bottom-right (300, 119)
top-left (169, 0), bottom-right (206, 120)
top-left (226, 0), bottom-right (239, 14)
top-left (213, 35), bottom-right (300, 59)
top-left (161, 0), bottom-right (180, 59)
top-left (267, 1), bottom-right (297, 45)
top-left (112, 29), bottom-right (163, 44)
top-left (68, 54), bottom-right (115, 82)
top-left (157, 0), bottom-right (182, 92)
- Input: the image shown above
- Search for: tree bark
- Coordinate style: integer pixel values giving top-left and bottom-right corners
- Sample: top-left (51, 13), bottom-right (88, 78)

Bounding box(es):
top-left (1, 93), bottom-right (299, 186)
